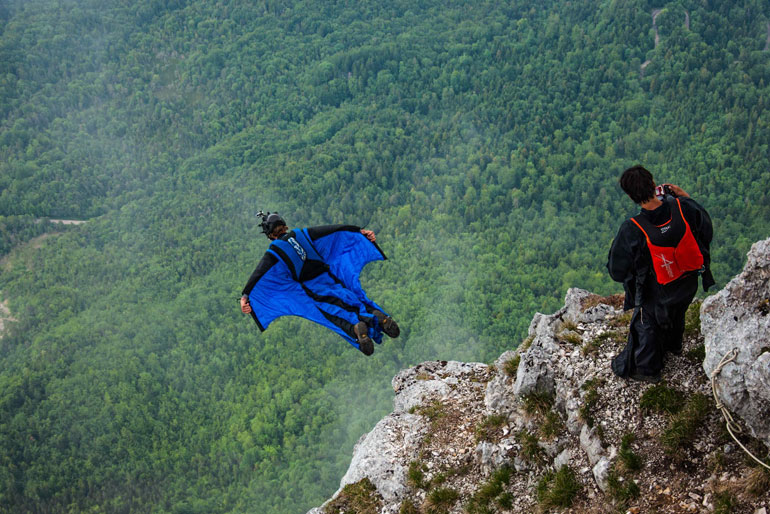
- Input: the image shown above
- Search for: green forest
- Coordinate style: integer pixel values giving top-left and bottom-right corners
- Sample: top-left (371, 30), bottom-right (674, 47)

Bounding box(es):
top-left (1, 0), bottom-right (769, 512)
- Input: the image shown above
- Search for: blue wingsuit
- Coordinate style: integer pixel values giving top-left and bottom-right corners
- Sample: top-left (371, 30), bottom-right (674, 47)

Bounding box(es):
top-left (241, 225), bottom-right (390, 349)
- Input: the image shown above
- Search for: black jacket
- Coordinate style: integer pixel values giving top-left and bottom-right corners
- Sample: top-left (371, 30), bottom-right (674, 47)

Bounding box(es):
top-left (607, 196), bottom-right (714, 310)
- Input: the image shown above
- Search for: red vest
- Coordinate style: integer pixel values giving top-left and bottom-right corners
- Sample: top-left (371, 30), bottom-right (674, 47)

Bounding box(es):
top-left (630, 198), bottom-right (704, 285)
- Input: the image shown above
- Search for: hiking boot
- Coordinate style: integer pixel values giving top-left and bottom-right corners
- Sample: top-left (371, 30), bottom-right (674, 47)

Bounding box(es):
top-left (354, 321), bottom-right (374, 356)
top-left (373, 310), bottom-right (400, 338)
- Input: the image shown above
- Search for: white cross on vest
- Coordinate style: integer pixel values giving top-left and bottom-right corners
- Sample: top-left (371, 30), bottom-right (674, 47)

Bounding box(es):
top-left (658, 254), bottom-right (675, 278)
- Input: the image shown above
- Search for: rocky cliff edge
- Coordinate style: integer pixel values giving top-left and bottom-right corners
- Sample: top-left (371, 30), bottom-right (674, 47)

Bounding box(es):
top-left (310, 239), bottom-right (770, 514)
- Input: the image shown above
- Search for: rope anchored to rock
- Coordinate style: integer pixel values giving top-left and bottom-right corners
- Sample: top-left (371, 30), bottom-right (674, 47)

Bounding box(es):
top-left (710, 348), bottom-right (770, 470)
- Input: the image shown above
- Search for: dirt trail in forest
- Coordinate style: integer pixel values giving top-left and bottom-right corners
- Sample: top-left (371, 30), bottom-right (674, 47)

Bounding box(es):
top-left (652, 8), bottom-right (663, 47)
top-left (48, 219), bottom-right (87, 225)
top-left (641, 9), bottom-right (665, 73)
top-left (640, 8), bottom-right (696, 73)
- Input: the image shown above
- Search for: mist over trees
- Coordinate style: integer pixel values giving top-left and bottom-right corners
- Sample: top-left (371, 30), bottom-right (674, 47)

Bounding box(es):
top-left (1, 0), bottom-right (769, 512)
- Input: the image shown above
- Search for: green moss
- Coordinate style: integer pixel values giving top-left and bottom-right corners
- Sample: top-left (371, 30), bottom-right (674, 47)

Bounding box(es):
top-left (683, 300), bottom-right (702, 337)
top-left (686, 344), bottom-right (706, 363)
top-left (325, 478), bottom-right (382, 514)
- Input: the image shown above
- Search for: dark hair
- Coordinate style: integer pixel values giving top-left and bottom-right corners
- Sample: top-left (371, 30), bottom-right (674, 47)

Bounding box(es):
top-left (619, 165), bottom-right (655, 204)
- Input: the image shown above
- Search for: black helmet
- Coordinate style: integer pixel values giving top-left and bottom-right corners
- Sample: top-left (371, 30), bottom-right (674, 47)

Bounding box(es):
top-left (258, 211), bottom-right (286, 238)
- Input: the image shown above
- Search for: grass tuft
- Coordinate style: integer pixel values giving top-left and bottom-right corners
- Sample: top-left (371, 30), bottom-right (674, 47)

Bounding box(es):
top-left (743, 464), bottom-right (770, 496)
top-left (539, 410), bottom-right (564, 440)
top-left (325, 478), bottom-right (382, 514)
top-left (584, 331), bottom-right (624, 357)
top-left (517, 429), bottom-right (546, 465)
top-left (579, 378), bottom-right (601, 428)
top-left (558, 330), bottom-right (583, 345)
top-left (412, 400), bottom-right (448, 427)
top-left (423, 487), bottom-right (459, 514)
top-left (398, 499), bottom-right (419, 514)
top-left (661, 393), bottom-right (710, 456)
top-left (519, 335), bottom-right (535, 352)
top-left (503, 354), bottom-right (521, 377)
top-left (466, 466), bottom-right (513, 514)
top-left (407, 461), bottom-right (428, 490)
top-left (475, 414), bottom-right (507, 442)
top-left (713, 489), bottom-right (737, 514)
top-left (607, 471), bottom-right (640, 504)
top-left (521, 392), bottom-right (554, 417)
top-left (617, 433), bottom-right (643, 472)
top-left (609, 310), bottom-right (633, 328)
top-left (536, 466), bottom-right (581, 509)
top-left (639, 382), bottom-right (685, 415)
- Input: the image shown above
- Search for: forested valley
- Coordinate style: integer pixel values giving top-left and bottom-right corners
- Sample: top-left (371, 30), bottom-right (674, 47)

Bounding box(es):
top-left (1, 0), bottom-right (769, 512)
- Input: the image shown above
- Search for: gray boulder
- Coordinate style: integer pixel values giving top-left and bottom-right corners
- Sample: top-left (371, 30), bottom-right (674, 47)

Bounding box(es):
top-left (702, 237), bottom-right (770, 447)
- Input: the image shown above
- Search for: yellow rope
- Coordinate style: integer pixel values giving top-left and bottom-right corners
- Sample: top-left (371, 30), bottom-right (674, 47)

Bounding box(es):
top-left (710, 348), bottom-right (770, 471)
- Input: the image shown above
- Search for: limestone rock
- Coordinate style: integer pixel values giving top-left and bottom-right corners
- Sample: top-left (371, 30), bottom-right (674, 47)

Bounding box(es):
top-left (323, 412), bottom-right (426, 510)
top-left (484, 350), bottom-right (518, 416)
top-left (702, 237), bottom-right (770, 447)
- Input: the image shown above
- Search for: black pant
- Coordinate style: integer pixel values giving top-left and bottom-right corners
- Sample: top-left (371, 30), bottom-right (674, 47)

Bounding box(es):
top-left (613, 274), bottom-right (698, 377)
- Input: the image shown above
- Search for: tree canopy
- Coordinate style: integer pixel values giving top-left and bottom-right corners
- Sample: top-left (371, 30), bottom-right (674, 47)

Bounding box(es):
top-left (1, 0), bottom-right (769, 512)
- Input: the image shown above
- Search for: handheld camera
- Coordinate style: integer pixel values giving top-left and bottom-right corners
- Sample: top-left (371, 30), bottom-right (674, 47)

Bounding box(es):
top-left (655, 184), bottom-right (675, 199)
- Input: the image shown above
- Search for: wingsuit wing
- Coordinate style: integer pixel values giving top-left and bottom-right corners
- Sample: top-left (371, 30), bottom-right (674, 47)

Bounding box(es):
top-left (246, 254), bottom-right (350, 339)
top-left (307, 225), bottom-right (387, 302)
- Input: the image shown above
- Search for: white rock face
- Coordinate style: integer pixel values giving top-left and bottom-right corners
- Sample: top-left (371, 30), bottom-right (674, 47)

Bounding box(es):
top-left (483, 350), bottom-right (518, 416)
top-left (307, 412), bottom-right (426, 514)
top-left (702, 237), bottom-right (770, 447)
top-left (341, 412), bottom-right (426, 503)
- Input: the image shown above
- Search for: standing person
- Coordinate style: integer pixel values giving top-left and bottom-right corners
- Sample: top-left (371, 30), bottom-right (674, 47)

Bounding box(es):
top-left (607, 165), bottom-right (714, 382)
top-left (240, 212), bottom-right (400, 356)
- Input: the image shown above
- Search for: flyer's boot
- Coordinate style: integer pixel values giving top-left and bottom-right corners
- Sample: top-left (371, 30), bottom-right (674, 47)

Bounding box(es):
top-left (373, 310), bottom-right (400, 338)
top-left (354, 321), bottom-right (374, 355)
